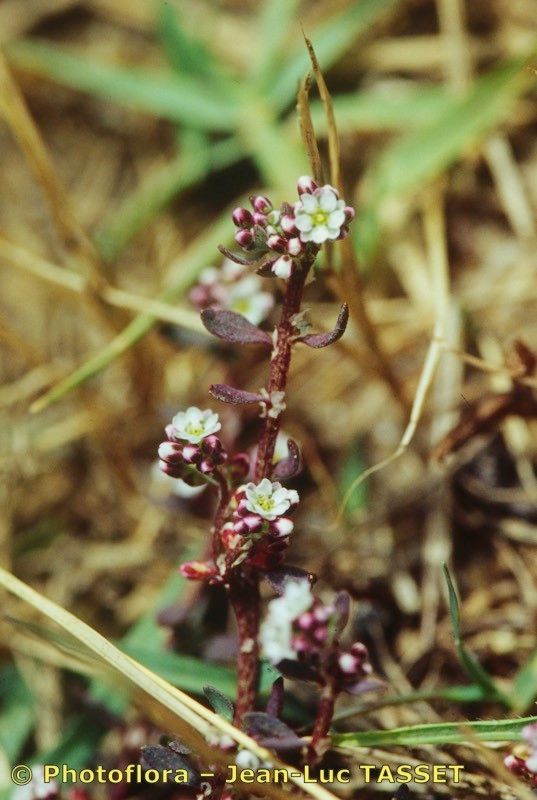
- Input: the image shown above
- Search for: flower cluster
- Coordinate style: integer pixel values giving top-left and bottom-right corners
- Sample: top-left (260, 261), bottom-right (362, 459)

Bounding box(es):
top-left (189, 259), bottom-right (274, 325)
top-left (504, 722), bottom-right (537, 787)
top-left (260, 581), bottom-right (373, 695)
top-left (158, 407), bottom-right (227, 484)
top-left (219, 479), bottom-right (299, 571)
top-left (230, 178), bottom-right (354, 280)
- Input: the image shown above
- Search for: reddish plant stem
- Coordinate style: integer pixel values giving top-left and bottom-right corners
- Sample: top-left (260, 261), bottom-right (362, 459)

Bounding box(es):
top-left (254, 260), bottom-right (311, 481)
top-left (231, 257), bottom-right (312, 727)
top-left (307, 682), bottom-right (337, 766)
top-left (229, 572), bottom-right (260, 725)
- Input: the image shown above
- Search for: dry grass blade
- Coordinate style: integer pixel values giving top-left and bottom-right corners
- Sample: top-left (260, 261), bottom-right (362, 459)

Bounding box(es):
top-left (297, 71), bottom-right (324, 184)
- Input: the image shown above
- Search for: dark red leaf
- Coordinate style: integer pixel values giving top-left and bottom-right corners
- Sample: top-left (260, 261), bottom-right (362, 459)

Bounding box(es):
top-left (271, 439), bottom-right (301, 480)
top-left (201, 307), bottom-right (272, 346)
top-left (333, 591), bottom-right (351, 637)
top-left (140, 746), bottom-right (200, 786)
top-left (265, 677), bottom-right (284, 718)
top-left (243, 712), bottom-right (303, 752)
top-left (277, 659), bottom-right (321, 683)
top-left (297, 303), bottom-right (349, 348)
top-left (209, 384), bottom-right (264, 405)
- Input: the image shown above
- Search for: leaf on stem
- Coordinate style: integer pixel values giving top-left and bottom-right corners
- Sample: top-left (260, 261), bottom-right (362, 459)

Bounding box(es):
top-left (297, 303), bottom-right (349, 348)
top-left (243, 712), bottom-right (304, 752)
top-left (140, 745), bottom-right (200, 786)
top-left (297, 72), bottom-right (324, 184)
top-left (209, 384), bottom-right (264, 405)
top-left (203, 685), bottom-right (234, 722)
top-left (265, 678), bottom-right (285, 718)
top-left (201, 308), bottom-right (272, 346)
top-left (271, 439), bottom-right (301, 480)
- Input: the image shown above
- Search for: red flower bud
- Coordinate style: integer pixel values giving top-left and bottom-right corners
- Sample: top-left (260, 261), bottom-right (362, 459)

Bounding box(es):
top-left (251, 195), bottom-right (272, 214)
top-left (267, 234), bottom-right (287, 253)
top-left (297, 176), bottom-right (318, 195)
top-left (180, 561), bottom-right (217, 581)
top-left (235, 229), bottom-right (254, 248)
top-left (232, 207), bottom-right (254, 228)
top-left (281, 214), bottom-right (298, 235)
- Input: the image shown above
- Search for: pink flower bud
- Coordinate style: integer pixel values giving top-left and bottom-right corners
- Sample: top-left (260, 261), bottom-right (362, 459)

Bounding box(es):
top-left (202, 435), bottom-right (223, 455)
top-left (344, 205), bottom-right (355, 221)
top-left (271, 255), bottom-right (293, 280)
top-left (158, 441), bottom-right (183, 464)
top-left (297, 175), bottom-right (318, 195)
top-left (338, 652), bottom-right (359, 674)
top-left (296, 611), bottom-right (314, 631)
top-left (180, 561), bottom-right (217, 580)
top-left (235, 497), bottom-right (249, 517)
top-left (199, 459), bottom-right (215, 474)
top-left (270, 517), bottom-right (294, 537)
top-left (252, 212), bottom-right (268, 226)
top-left (313, 627), bottom-right (328, 643)
top-left (251, 195), bottom-right (272, 214)
top-left (286, 237), bottom-right (302, 256)
top-left (235, 229), bottom-right (254, 249)
top-left (232, 207), bottom-right (254, 228)
top-left (234, 514), bottom-right (264, 535)
top-left (267, 234), bottom-right (287, 253)
top-left (165, 423), bottom-right (176, 441)
top-left (159, 459), bottom-right (183, 478)
top-left (281, 214), bottom-right (298, 235)
top-left (182, 444), bottom-right (201, 464)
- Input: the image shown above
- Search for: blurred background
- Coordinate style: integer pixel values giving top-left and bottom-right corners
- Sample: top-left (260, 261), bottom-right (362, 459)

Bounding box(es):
top-left (1, 0), bottom-right (537, 797)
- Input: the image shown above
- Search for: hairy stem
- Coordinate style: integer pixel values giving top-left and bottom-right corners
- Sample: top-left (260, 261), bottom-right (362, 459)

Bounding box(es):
top-left (229, 573), bottom-right (260, 725)
top-left (308, 682), bottom-right (337, 766)
top-left (254, 259), bottom-right (311, 481)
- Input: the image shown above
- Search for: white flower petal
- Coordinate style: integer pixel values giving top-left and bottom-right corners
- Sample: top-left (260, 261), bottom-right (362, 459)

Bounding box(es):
top-left (328, 209), bottom-right (346, 228)
top-left (294, 213), bottom-right (313, 232)
top-left (319, 189), bottom-right (338, 212)
top-left (300, 194), bottom-right (318, 213)
top-left (310, 225), bottom-right (329, 244)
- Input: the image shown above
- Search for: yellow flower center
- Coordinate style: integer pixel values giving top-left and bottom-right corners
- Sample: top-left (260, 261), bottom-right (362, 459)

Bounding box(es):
top-left (312, 210), bottom-right (328, 225)
top-left (233, 298), bottom-right (251, 314)
top-left (257, 495), bottom-right (275, 511)
top-left (186, 423), bottom-right (204, 436)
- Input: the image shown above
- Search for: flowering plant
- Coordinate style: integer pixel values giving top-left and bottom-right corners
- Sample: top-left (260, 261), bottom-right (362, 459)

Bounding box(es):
top-left (157, 177), bottom-right (376, 774)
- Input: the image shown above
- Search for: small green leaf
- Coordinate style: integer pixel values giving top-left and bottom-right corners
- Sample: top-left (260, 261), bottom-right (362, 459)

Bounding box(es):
top-left (0, 666), bottom-right (34, 763)
top-left (204, 685), bottom-right (234, 722)
top-left (338, 443), bottom-right (368, 517)
top-left (157, 1), bottom-right (221, 82)
top-left (333, 715), bottom-right (537, 748)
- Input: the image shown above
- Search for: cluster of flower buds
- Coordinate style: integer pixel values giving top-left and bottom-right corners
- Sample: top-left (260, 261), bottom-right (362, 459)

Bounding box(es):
top-left (158, 407), bottom-right (227, 484)
top-left (260, 581), bottom-right (375, 696)
top-left (189, 259), bottom-right (274, 326)
top-left (218, 479), bottom-right (299, 570)
top-left (504, 722), bottom-right (537, 787)
top-left (230, 178), bottom-right (354, 281)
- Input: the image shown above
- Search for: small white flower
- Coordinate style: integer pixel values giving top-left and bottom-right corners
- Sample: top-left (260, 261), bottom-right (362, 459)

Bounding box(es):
top-left (260, 580), bottom-right (313, 664)
top-left (294, 185), bottom-right (347, 244)
top-left (228, 275), bottom-right (274, 325)
top-left (171, 407), bottom-right (220, 444)
top-left (244, 478), bottom-right (298, 520)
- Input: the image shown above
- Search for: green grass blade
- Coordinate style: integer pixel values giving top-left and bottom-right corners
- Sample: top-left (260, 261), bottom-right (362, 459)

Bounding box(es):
top-left (511, 649), bottom-right (537, 712)
top-left (95, 134), bottom-right (243, 262)
top-left (308, 85), bottom-right (449, 134)
top-left (253, 0), bottom-right (301, 87)
top-left (443, 566), bottom-right (507, 703)
top-left (354, 53), bottom-right (537, 263)
top-left (333, 715), bottom-right (537, 748)
top-left (7, 39), bottom-right (239, 131)
top-left (0, 666), bottom-right (34, 764)
top-left (157, 1), bottom-right (222, 83)
top-left (268, 0), bottom-right (398, 111)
